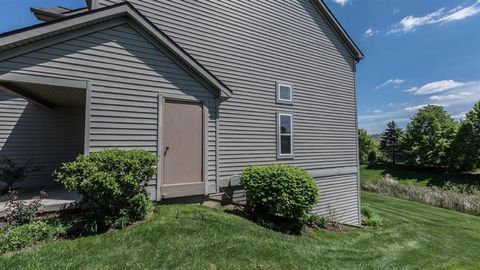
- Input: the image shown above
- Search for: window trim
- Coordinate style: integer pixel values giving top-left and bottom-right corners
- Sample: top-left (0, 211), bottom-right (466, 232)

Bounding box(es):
top-left (276, 82), bottom-right (293, 104)
top-left (277, 112), bottom-right (294, 159)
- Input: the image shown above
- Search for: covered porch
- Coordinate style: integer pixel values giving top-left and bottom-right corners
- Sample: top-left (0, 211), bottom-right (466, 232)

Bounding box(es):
top-left (0, 73), bottom-right (88, 213)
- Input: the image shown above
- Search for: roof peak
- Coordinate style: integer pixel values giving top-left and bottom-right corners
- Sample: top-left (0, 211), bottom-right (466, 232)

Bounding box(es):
top-left (1, 3), bottom-right (233, 99)
top-left (312, 0), bottom-right (363, 61)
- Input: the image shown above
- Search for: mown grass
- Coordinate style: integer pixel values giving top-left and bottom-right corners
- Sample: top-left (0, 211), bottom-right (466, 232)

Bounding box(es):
top-left (360, 164), bottom-right (480, 187)
top-left (1, 192), bottom-right (479, 269)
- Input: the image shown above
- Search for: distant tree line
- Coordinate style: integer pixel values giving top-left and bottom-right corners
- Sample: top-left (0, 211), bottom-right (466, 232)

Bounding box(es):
top-left (358, 101), bottom-right (480, 171)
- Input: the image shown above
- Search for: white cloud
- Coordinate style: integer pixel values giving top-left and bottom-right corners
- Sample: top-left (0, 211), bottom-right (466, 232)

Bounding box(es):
top-left (405, 80), bottom-right (470, 95)
top-left (332, 0), bottom-right (350, 6)
top-left (440, 1), bottom-right (480, 22)
top-left (360, 79), bottom-right (480, 133)
top-left (359, 109), bottom-right (412, 133)
top-left (428, 81), bottom-right (480, 107)
top-left (452, 112), bottom-right (468, 120)
top-left (403, 81), bottom-right (479, 112)
top-left (429, 91), bottom-right (474, 102)
top-left (404, 104), bottom-right (439, 112)
top-left (373, 109), bottom-right (383, 113)
top-left (363, 28), bottom-right (379, 37)
top-left (359, 110), bottom-right (409, 122)
top-left (393, 8), bottom-right (400, 15)
top-left (388, 103), bottom-right (394, 106)
top-left (375, 79), bottom-right (405, 89)
top-left (389, 0), bottom-right (480, 33)
top-left (390, 8), bottom-right (445, 33)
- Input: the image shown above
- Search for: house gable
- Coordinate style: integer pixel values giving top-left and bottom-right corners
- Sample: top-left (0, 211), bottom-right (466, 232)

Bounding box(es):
top-left (0, 19), bottom-right (220, 197)
top-left (0, 3), bottom-right (233, 99)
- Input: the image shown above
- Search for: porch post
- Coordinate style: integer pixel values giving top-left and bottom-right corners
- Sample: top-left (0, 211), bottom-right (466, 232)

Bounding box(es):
top-left (83, 81), bottom-right (92, 154)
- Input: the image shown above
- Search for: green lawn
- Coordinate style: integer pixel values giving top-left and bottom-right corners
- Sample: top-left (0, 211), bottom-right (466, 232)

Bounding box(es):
top-left (361, 163), bottom-right (480, 187)
top-left (1, 192), bottom-right (480, 270)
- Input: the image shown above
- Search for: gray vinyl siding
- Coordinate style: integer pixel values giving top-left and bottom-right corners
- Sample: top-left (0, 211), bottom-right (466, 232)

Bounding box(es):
top-left (0, 91), bottom-right (84, 188)
top-left (0, 22), bottom-right (218, 197)
top-left (313, 173), bottom-right (360, 225)
top-left (100, 0), bottom-right (360, 225)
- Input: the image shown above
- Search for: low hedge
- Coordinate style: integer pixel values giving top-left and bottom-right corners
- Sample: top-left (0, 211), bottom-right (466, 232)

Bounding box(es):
top-left (241, 164), bottom-right (320, 221)
top-left (362, 179), bottom-right (480, 216)
top-left (54, 149), bottom-right (157, 229)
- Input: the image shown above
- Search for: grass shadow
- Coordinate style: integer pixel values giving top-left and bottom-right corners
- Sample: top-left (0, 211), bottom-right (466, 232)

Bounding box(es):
top-left (223, 208), bottom-right (305, 235)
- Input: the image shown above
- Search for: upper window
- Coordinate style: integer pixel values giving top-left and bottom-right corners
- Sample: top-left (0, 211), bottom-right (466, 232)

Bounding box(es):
top-left (277, 112), bottom-right (293, 158)
top-left (276, 83), bottom-right (293, 104)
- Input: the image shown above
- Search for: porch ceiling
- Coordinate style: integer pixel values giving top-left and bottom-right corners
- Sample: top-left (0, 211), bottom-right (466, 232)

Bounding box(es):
top-left (0, 74), bottom-right (86, 109)
top-left (1, 82), bottom-right (85, 106)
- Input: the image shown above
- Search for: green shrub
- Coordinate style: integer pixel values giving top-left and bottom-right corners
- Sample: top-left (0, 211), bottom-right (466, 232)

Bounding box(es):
top-left (305, 214), bottom-right (329, 229)
top-left (361, 203), bottom-right (382, 227)
top-left (54, 149), bottom-right (157, 229)
top-left (241, 164), bottom-right (320, 221)
top-left (0, 221), bottom-right (67, 254)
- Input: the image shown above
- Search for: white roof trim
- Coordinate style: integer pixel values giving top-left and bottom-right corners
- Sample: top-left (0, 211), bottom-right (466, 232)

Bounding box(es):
top-left (311, 0), bottom-right (364, 61)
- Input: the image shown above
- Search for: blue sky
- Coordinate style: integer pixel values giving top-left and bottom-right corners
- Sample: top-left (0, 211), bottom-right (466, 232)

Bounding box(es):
top-left (328, 0), bottom-right (480, 133)
top-left (1, 0), bottom-right (479, 134)
top-left (0, 0), bottom-right (85, 32)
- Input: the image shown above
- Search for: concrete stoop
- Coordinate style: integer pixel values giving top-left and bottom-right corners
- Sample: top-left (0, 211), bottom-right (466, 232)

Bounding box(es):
top-left (0, 186), bottom-right (80, 218)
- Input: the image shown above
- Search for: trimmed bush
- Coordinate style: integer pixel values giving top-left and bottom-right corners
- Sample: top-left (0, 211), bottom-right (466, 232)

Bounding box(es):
top-left (241, 164), bottom-right (320, 221)
top-left (54, 149), bottom-right (157, 228)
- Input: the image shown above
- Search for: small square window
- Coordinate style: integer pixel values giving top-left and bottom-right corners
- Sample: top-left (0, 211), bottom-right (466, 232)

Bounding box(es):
top-left (279, 85), bottom-right (291, 101)
top-left (276, 83), bottom-right (293, 104)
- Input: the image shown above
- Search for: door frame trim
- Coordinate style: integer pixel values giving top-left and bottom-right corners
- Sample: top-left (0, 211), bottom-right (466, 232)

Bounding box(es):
top-left (156, 94), bottom-right (209, 200)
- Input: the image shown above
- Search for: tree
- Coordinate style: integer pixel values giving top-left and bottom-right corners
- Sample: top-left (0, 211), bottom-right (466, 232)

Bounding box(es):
top-left (380, 121), bottom-right (402, 164)
top-left (450, 102), bottom-right (480, 170)
top-left (400, 105), bottom-right (458, 167)
top-left (358, 129), bottom-right (379, 164)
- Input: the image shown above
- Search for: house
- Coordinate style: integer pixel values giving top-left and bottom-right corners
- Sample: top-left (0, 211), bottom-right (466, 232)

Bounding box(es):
top-left (0, 0), bottom-right (363, 225)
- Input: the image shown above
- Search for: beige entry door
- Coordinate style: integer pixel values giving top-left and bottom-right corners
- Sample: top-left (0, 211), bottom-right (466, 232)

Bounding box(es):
top-left (162, 100), bottom-right (204, 198)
